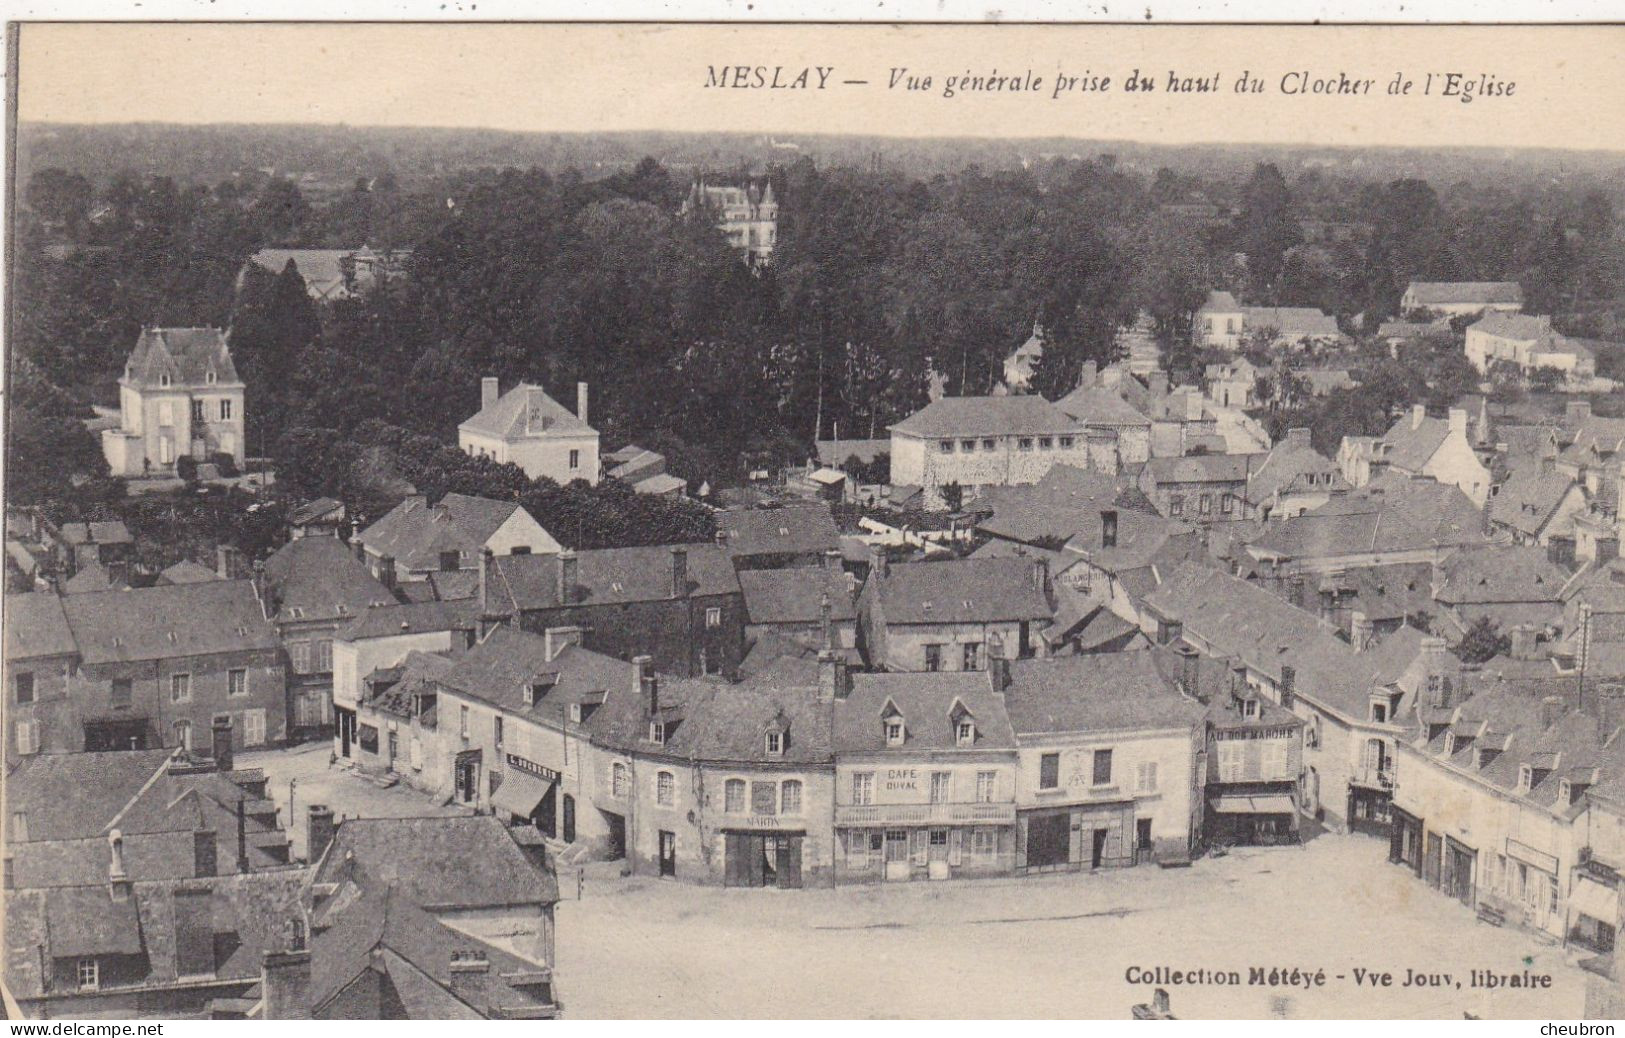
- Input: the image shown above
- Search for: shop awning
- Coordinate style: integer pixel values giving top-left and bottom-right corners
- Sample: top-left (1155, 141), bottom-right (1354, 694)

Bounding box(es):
top-left (1210, 794), bottom-right (1298, 815)
top-left (1571, 877), bottom-right (1619, 923)
top-left (491, 770), bottom-right (553, 819)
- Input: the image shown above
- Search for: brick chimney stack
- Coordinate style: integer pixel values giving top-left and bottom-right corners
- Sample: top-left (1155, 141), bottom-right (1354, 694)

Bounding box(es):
top-left (307, 805), bottom-right (336, 864)
top-left (481, 376), bottom-right (500, 411)
top-left (577, 382), bottom-right (590, 426)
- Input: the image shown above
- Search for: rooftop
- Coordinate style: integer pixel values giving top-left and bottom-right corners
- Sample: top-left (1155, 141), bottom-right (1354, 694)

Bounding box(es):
top-left (121, 327), bottom-right (241, 388)
top-left (459, 382), bottom-right (594, 441)
top-left (866, 557), bottom-right (1052, 626)
top-left (1001, 652), bottom-right (1202, 736)
top-left (893, 395), bottom-right (1086, 438)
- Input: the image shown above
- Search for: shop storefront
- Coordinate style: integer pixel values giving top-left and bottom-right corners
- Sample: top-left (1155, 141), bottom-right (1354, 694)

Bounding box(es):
top-left (1206, 791), bottom-right (1300, 847)
top-left (1568, 874), bottom-right (1619, 953)
top-left (492, 757), bottom-right (560, 836)
top-left (1389, 806), bottom-right (1424, 875)
top-left (834, 804), bottom-right (1016, 883)
top-left (1442, 835), bottom-right (1477, 907)
top-left (1017, 801), bottom-right (1145, 872)
top-left (723, 827), bottom-right (805, 889)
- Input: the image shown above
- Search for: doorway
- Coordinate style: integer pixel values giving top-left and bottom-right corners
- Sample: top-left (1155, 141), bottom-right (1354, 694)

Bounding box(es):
top-left (454, 754), bottom-right (480, 805)
top-left (386, 730), bottom-right (398, 772)
top-left (658, 830), bottom-right (677, 877)
top-left (1136, 818), bottom-right (1153, 863)
top-left (562, 794), bottom-right (576, 844)
top-left (1091, 828), bottom-right (1109, 868)
top-left (536, 783), bottom-right (558, 838)
top-left (603, 812), bottom-right (627, 859)
top-left (336, 708), bottom-right (355, 759)
top-left (1025, 813), bottom-right (1070, 869)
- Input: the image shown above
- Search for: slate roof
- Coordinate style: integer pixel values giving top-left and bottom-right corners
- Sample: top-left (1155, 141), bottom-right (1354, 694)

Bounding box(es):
top-left (485, 543), bottom-right (738, 613)
top-left (5, 748), bottom-right (178, 842)
top-left (662, 674), bottom-right (835, 766)
top-left (1241, 307), bottom-right (1341, 338)
top-left (1140, 453), bottom-right (1261, 485)
top-left (1245, 430), bottom-right (1346, 504)
top-left (122, 328), bottom-right (241, 388)
top-left (356, 493), bottom-right (539, 572)
top-left (289, 497), bottom-right (344, 526)
top-left (1407, 281), bottom-right (1523, 308)
top-left (61, 561), bottom-right (123, 594)
top-left (262, 536), bottom-right (396, 624)
top-left (1248, 476), bottom-right (1488, 562)
top-left (314, 815), bottom-right (558, 908)
top-left (247, 248), bottom-right (354, 298)
top-left (1472, 312), bottom-right (1554, 340)
top-left (57, 581), bottom-right (279, 664)
top-left (739, 567), bottom-right (856, 626)
top-left (1489, 467), bottom-right (1582, 538)
top-left (337, 598), bottom-right (479, 642)
top-left (833, 671), bottom-right (1016, 753)
top-left (5, 592), bottom-right (78, 660)
top-left (1002, 652), bottom-right (1202, 736)
top-left (1373, 413), bottom-right (1454, 472)
top-left (976, 464), bottom-right (1151, 544)
top-left (157, 559), bottom-right (220, 585)
top-left (434, 628), bottom-right (633, 725)
top-left (366, 651), bottom-right (456, 722)
top-left (1062, 511), bottom-right (1204, 576)
top-left (1432, 545), bottom-right (1569, 606)
top-left (458, 383), bottom-right (593, 441)
top-left (56, 521), bottom-right (133, 547)
top-left (1054, 385), bottom-right (1152, 427)
top-left (1378, 320), bottom-right (1442, 340)
top-left (717, 504), bottom-right (841, 559)
top-left (867, 558), bottom-right (1053, 625)
top-left (1198, 290), bottom-right (1241, 312)
top-left (892, 395), bottom-right (1086, 437)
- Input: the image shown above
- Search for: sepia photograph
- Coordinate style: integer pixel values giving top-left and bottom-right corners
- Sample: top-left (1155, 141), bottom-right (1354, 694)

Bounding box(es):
top-left (3, 18), bottom-right (1625, 1022)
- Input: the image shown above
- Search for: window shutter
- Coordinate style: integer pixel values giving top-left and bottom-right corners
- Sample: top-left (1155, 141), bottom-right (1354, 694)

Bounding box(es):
top-left (949, 829), bottom-right (963, 866)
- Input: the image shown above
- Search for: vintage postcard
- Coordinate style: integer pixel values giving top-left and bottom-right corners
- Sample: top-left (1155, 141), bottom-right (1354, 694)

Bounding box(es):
top-left (4, 18), bottom-right (1625, 1022)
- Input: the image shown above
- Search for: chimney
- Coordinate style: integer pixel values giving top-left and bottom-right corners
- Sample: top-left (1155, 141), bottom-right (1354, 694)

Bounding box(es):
top-left (822, 548), bottom-right (843, 572)
top-left (251, 560), bottom-right (269, 616)
top-left (1279, 665), bottom-right (1296, 708)
top-left (447, 948), bottom-right (491, 1005)
top-left (1509, 624), bottom-right (1539, 661)
top-left (868, 543), bottom-right (888, 579)
top-left (1175, 644), bottom-right (1199, 698)
top-left (577, 382), bottom-right (590, 426)
top-left (479, 546), bottom-right (493, 612)
top-left (1031, 557), bottom-right (1049, 595)
top-left (1421, 636), bottom-right (1452, 706)
top-left (1350, 610), bottom-right (1374, 651)
top-left (557, 550), bottom-right (578, 605)
top-left (1541, 695), bottom-right (1565, 731)
top-left (306, 805), bottom-right (336, 864)
top-left (633, 655), bottom-right (656, 716)
top-left (260, 949), bottom-right (313, 1021)
top-left (481, 376), bottom-right (500, 411)
top-left (820, 592), bottom-right (834, 649)
top-left (108, 829), bottom-right (131, 901)
top-left (237, 798), bottom-right (250, 874)
top-left (670, 546), bottom-right (689, 598)
top-left (193, 828), bottom-right (217, 878)
top-left (216, 544), bottom-right (241, 580)
top-left (212, 716), bottom-right (234, 772)
top-left (1078, 360), bottom-right (1097, 388)
top-left (817, 648), bottom-right (851, 700)
top-left (1285, 427), bottom-right (1311, 448)
top-left (1596, 683), bottom-right (1625, 743)
top-left (544, 626), bottom-right (583, 661)
top-left (1411, 404), bottom-right (1426, 430)
top-left (987, 653), bottom-right (1012, 693)
top-left (1101, 510), bottom-right (1119, 549)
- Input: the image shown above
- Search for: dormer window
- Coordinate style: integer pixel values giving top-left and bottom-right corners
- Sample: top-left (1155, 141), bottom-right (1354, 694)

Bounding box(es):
top-left (1518, 764), bottom-right (1533, 792)
top-left (1444, 733), bottom-right (1457, 756)
top-left (885, 720), bottom-right (904, 746)
top-left (1559, 779), bottom-right (1572, 804)
top-left (649, 720), bottom-right (665, 746)
top-left (956, 720), bottom-right (976, 746)
top-left (206, 370), bottom-right (216, 384)
top-left (159, 374), bottom-right (171, 387)
top-left (1242, 699), bottom-right (1259, 719)
top-left (765, 731), bottom-right (783, 756)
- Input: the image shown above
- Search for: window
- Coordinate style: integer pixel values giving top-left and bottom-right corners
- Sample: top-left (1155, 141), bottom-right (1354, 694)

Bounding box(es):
top-left (1059, 436), bottom-right (1075, 449)
top-left (976, 771), bottom-right (996, 803)
top-left (1169, 495), bottom-right (1184, 517)
top-left (173, 720), bottom-right (192, 751)
top-left (884, 720), bottom-right (904, 746)
top-left (494, 716), bottom-right (504, 748)
top-left (1199, 494), bottom-right (1212, 515)
top-left (612, 762), bottom-right (629, 798)
top-left (109, 677), bottom-right (131, 708)
top-left (923, 644), bottom-right (943, 672)
top-left (15, 721), bottom-right (38, 756)
top-left (10, 811), bottom-right (28, 842)
top-left (972, 828), bottom-right (997, 858)
top-left (751, 781), bottom-right (777, 815)
top-left (656, 771), bottom-right (675, 806)
top-left (227, 669), bottom-right (247, 698)
top-left (705, 607), bottom-right (722, 629)
top-left (981, 438), bottom-right (995, 451)
top-left (725, 778), bottom-right (746, 812)
top-left (957, 721), bottom-right (976, 747)
top-left (930, 771), bottom-right (951, 804)
top-left (14, 672), bottom-right (33, 704)
top-left (781, 780), bottom-right (802, 815)
top-left (170, 673), bottom-right (192, 703)
top-left (700, 649), bottom-right (722, 676)
top-left (962, 643), bottom-right (982, 671)
top-left (76, 958), bottom-right (99, 991)
top-left (939, 440), bottom-right (954, 453)
top-left (191, 399), bottom-right (206, 423)
top-left (1039, 752), bottom-right (1060, 790)
top-left (1136, 761), bottom-right (1159, 793)
top-left (1371, 701), bottom-right (1388, 724)
top-left (1018, 438), bottom-right (1034, 452)
top-left (961, 440), bottom-right (977, 452)
top-left (315, 640), bottom-right (333, 673)
top-left (439, 550), bottom-right (460, 572)
top-left (289, 642), bottom-right (312, 674)
top-left (459, 705), bottom-right (470, 739)
top-left (1093, 749), bottom-right (1113, 787)
top-left (242, 709), bottom-right (266, 747)
top-left (1519, 764), bottom-right (1532, 792)
top-left (159, 436), bottom-right (173, 464)
top-left (411, 735), bottom-right (423, 770)
top-left (1222, 494), bottom-right (1235, 515)
top-left (765, 731), bottom-right (783, 755)
top-left (1040, 437), bottom-right (1055, 450)
top-left (649, 720), bottom-right (666, 745)
top-left (568, 450), bottom-right (580, 470)
top-left (852, 771), bottom-right (875, 805)
top-left (220, 399), bottom-right (232, 420)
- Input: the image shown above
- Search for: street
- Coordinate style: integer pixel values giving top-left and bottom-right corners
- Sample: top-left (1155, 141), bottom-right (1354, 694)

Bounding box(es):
top-left (555, 836), bottom-right (1593, 1019)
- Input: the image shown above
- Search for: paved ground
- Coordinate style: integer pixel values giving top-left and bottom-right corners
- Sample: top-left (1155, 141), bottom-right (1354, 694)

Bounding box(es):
top-left (238, 743), bottom-right (470, 860)
top-left (555, 836), bottom-right (1594, 1019)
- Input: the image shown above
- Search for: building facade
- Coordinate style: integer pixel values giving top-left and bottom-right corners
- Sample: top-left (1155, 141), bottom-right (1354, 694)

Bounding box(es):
top-left (102, 328), bottom-right (247, 477)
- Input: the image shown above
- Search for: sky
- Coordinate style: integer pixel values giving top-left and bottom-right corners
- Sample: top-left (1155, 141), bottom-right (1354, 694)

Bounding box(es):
top-left (15, 23), bottom-right (1625, 151)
